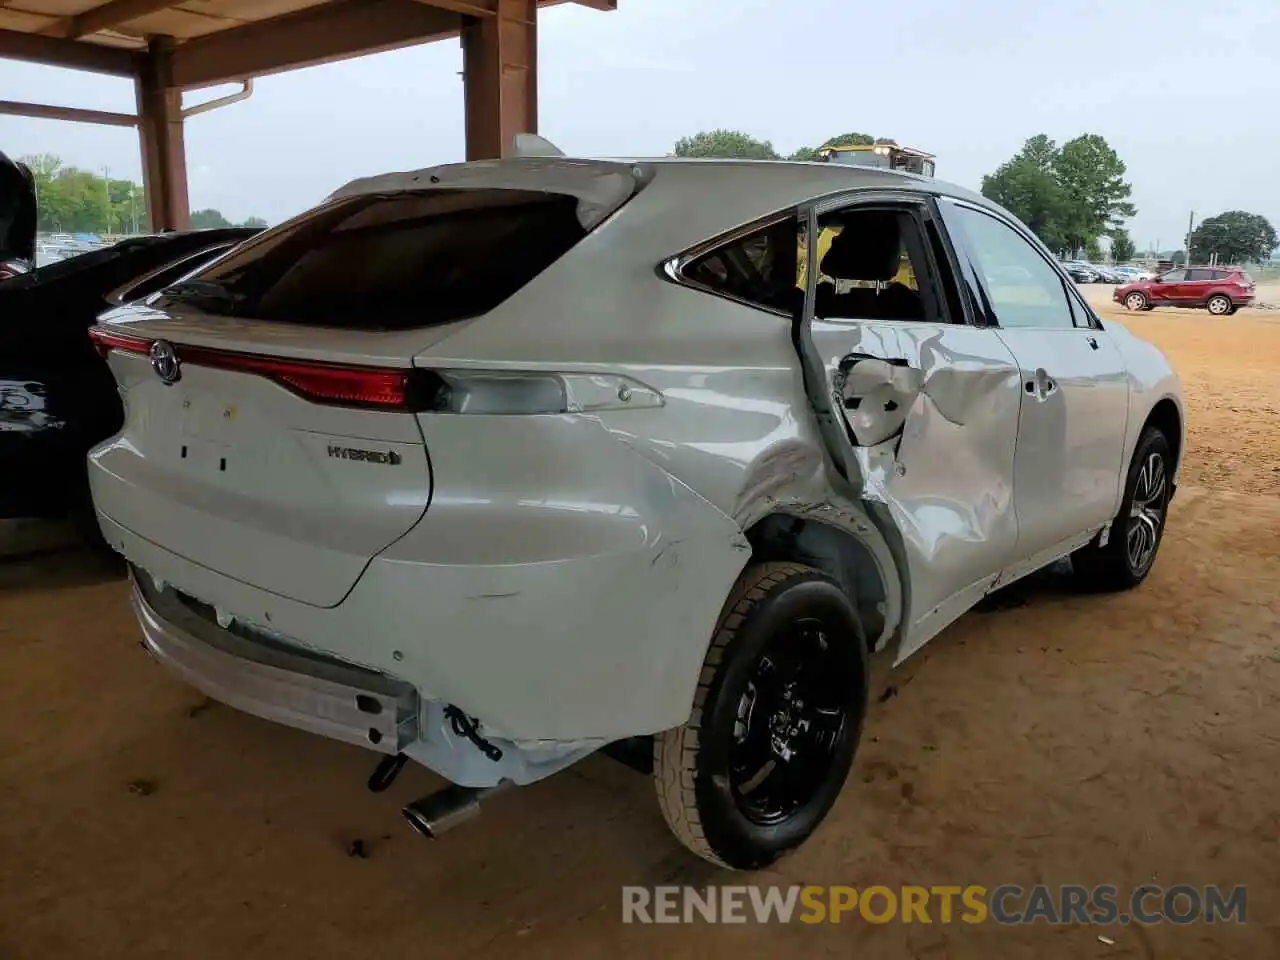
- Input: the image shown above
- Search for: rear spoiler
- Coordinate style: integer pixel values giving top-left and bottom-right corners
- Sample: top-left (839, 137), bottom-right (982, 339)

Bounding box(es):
top-left (326, 146), bottom-right (654, 233)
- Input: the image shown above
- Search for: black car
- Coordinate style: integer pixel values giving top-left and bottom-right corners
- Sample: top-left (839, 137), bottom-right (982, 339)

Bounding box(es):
top-left (1062, 262), bottom-right (1099, 284)
top-left (1, 150), bottom-right (36, 279)
top-left (1, 227), bottom-right (261, 550)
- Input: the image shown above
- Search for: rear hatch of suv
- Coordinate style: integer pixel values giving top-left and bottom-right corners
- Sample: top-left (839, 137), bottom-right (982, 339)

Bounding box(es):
top-left (89, 158), bottom-right (648, 607)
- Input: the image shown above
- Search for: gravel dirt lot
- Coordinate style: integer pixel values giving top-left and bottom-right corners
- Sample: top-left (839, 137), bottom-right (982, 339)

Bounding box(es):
top-left (2, 297), bottom-right (1278, 959)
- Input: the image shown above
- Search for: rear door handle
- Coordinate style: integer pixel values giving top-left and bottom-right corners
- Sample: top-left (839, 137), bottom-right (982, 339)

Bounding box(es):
top-left (1086, 336), bottom-right (1099, 350)
top-left (1024, 368), bottom-right (1057, 401)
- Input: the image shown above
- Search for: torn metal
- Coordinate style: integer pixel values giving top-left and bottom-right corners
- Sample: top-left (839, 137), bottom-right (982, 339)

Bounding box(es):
top-left (802, 320), bottom-right (1024, 663)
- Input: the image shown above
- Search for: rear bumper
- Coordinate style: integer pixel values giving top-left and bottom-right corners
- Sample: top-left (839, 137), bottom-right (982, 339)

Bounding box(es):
top-left (99, 460), bottom-right (749, 783)
top-left (92, 407), bottom-right (752, 777)
top-left (132, 572), bottom-right (420, 755)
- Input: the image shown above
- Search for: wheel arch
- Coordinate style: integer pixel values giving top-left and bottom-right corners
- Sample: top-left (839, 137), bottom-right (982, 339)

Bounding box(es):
top-left (1140, 395), bottom-right (1183, 477)
top-left (743, 512), bottom-right (895, 652)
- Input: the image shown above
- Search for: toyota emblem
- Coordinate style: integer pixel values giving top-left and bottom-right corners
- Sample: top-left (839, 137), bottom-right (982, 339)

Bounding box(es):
top-left (149, 340), bottom-right (181, 384)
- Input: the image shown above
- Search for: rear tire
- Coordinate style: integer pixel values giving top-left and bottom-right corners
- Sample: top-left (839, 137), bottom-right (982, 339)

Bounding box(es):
top-left (1206, 294), bottom-right (1232, 316)
top-left (1124, 292), bottom-right (1148, 311)
top-left (653, 562), bottom-right (868, 870)
top-left (1072, 427), bottom-right (1172, 592)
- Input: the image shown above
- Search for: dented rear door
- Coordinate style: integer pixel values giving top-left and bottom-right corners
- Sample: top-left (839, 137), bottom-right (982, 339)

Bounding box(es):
top-left (796, 193), bottom-right (1025, 661)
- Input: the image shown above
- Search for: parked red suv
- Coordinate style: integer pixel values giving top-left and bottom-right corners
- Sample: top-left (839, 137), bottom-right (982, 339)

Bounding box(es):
top-left (1114, 266), bottom-right (1255, 316)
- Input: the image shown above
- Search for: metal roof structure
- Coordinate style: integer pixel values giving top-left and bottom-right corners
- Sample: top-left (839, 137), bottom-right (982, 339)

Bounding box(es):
top-left (0, 0), bottom-right (616, 228)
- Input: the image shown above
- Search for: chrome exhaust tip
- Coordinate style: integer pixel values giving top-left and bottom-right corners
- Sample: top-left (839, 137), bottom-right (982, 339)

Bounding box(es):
top-left (402, 781), bottom-right (510, 839)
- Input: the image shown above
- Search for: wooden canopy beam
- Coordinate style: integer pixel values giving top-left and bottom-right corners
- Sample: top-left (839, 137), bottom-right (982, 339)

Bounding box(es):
top-left (463, 0), bottom-right (536, 160)
top-left (0, 99), bottom-right (137, 127)
top-left (411, 0), bottom-right (499, 15)
top-left (41, 0), bottom-right (182, 40)
top-left (170, 0), bottom-right (461, 89)
top-left (135, 36), bottom-right (189, 231)
top-left (0, 27), bottom-right (139, 75)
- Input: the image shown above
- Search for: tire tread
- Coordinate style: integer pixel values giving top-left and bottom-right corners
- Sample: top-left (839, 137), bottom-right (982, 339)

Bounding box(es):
top-left (652, 561), bottom-right (816, 867)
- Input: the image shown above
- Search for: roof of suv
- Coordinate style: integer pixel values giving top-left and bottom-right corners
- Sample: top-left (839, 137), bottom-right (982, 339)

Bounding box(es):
top-left (331, 156), bottom-right (1000, 258)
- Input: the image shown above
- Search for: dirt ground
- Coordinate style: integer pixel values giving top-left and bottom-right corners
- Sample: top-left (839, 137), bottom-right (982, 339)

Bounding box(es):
top-left (2, 300), bottom-right (1279, 959)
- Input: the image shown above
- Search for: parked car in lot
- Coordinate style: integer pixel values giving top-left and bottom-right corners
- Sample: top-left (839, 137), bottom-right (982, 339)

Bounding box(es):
top-left (1115, 266), bottom-right (1256, 315)
top-left (1063, 261), bottom-right (1099, 283)
top-left (1, 228), bottom-right (260, 546)
top-left (86, 151), bottom-right (1185, 870)
top-left (1, 150), bottom-right (36, 280)
top-left (1111, 265), bottom-right (1152, 284)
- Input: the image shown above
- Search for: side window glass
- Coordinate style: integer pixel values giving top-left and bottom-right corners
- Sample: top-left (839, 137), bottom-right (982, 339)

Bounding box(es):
top-left (948, 204), bottom-right (1076, 329)
top-left (812, 208), bottom-right (932, 322)
top-left (1160, 270), bottom-right (1187, 282)
top-left (1186, 269), bottom-right (1213, 282)
top-left (682, 217), bottom-right (800, 314)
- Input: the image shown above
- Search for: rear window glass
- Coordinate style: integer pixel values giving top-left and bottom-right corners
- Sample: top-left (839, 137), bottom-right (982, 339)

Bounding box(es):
top-left (169, 189), bottom-right (587, 330)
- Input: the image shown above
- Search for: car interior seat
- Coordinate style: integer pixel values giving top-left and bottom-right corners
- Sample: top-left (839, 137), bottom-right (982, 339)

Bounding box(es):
top-left (817, 210), bottom-right (923, 321)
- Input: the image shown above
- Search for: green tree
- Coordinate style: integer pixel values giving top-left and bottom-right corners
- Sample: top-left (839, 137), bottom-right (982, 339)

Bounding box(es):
top-left (240, 216), bottom-right (268, 229)
top-left (1109, 230), bottom-right (1137, 263)
top-left (1053, 134), bottom-right (1136, 250)
top-left (190, 208), bottom-right (233, 229)
top-left (788, 146), bottom-right (821, 161)
top-left (673, 130), bottom-right (779, 160)
top-left (787, 131), bottom-right (874, 161)
top-left (827, 132), bottom-right (875, 147)
top-left (980, 147), bottom-right (1072, 253)
top-left (21, 153), bottom-right (148, 233)
top-left (979, 134), bottom-right (1135, 254)
top-left (1022, 134), bottom-right (1058, 170)
top-left (1189, 211), bottom-right (1278, 265)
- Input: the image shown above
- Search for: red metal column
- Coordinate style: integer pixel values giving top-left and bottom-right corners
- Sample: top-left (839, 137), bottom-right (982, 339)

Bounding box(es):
top-left (134, 36), bottom-right (190, 231)
top-left (461, 0), bottom-right (537, 160)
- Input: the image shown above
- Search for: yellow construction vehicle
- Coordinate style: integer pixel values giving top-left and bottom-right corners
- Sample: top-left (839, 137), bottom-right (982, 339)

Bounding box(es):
top-left (819, 142), bottom-right (936, 177)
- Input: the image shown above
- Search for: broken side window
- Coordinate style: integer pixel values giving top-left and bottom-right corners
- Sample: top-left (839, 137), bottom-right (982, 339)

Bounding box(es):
top-left (681, 216), bottom-right (801, 315)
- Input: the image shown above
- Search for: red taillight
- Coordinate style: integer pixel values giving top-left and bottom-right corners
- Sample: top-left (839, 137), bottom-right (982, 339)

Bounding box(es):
top-left (87, 326), bottom-right (415, 410)
top-left (180, 346), bottom-right (413, 410)
top-left (88, 327), bottom-right (151, 359)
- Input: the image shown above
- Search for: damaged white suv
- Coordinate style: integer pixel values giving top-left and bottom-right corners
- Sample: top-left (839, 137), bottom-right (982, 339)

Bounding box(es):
top-left (87, 146), bottom-right (1183, 870)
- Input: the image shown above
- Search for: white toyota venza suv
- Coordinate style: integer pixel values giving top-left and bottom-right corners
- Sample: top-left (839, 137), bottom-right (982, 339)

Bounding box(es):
top-left (87, 144), bottom-right (1184, 870)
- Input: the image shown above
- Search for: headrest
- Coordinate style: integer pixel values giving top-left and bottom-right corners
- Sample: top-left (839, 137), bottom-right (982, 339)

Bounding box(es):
top-left (820, 210), bottom-right (903, 282)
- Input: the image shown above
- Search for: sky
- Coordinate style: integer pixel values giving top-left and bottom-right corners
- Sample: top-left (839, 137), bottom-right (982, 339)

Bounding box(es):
top-left (2, 0), bottom-right (1277, 250)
